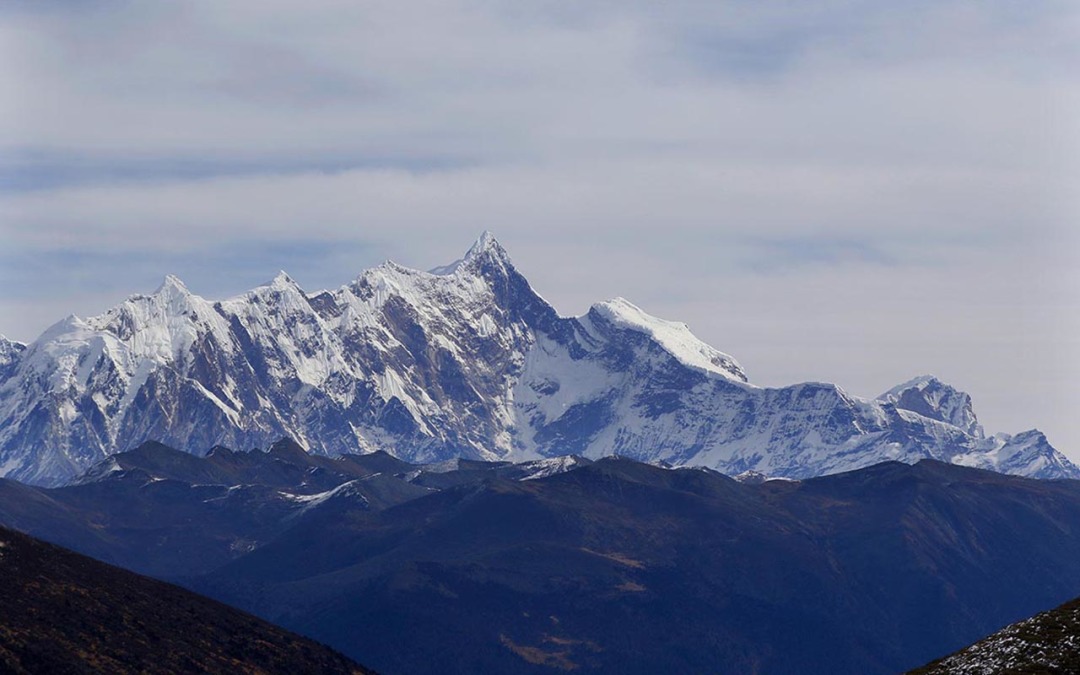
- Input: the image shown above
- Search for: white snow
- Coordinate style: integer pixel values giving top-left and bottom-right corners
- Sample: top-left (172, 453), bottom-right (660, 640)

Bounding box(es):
top-left (0, 454), bottom-right (24, 477)
top-left (1, 232), bottom-right (1076, 486)
top-left (280, 480), bottom-right (371, 513)
top-left (878, 374), bottom-right (982, 437)
top-left (517, 455), bottom-right (588, 480)
top-left (589, 298), bottom-right (747, 382)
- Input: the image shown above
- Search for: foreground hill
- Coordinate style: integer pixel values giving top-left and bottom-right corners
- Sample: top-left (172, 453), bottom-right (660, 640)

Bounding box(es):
top-left (1, 233), bottom-right (1074, 486)
top-left (0, 526), bottom-right (373, 675)
top-left (0, 438), bottom-right (555, 578)
top-left (5, 440), bottom-right (1080, 673)
top-left (909, 594), bottom-right (1080, 674)
top-left (192, 457), bottom-right (1080, 674)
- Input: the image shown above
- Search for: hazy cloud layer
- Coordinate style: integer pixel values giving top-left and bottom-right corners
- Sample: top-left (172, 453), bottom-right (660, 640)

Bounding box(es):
top-left (2, 1), bottom-right (1077, 456)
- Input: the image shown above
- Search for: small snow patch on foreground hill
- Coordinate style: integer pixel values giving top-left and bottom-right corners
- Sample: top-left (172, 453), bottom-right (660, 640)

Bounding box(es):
top-left (910, 595), bottom-right (1080, 674)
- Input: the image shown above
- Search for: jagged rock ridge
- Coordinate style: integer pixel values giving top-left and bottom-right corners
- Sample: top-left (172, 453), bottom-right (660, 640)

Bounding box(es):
top-left (0, 233), bottom-right (1075, 486)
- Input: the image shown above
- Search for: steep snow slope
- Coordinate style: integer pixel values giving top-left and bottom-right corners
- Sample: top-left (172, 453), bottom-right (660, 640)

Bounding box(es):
top-left (0, 233), bottom-right (1075, 486)
top-left (879, 375), bottom-right (982, 437)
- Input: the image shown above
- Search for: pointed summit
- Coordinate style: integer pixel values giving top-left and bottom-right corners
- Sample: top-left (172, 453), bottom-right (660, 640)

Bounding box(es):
top-left (265, 270), bottom-right (301, 290)
top-left (879, 375), bottom-right (982, 437)
top-left (430, 231), bottom-right (512, 276)
top-left (267, 437), bottom-right (310, 461)
top-left (147, 274), bottom-right (206, 323)
top-left (0, 334), bottom-right (26, 349)
top-left (154, 274), bottom-right (190, 297)
top-left (0, 334), bottom-right (26, 370)
top-left (150, 275), bottom-right (197, 313)
top-left (465, 230), bottom-right (503, 257)
top-left (461, 230), bottom-right (511, 270)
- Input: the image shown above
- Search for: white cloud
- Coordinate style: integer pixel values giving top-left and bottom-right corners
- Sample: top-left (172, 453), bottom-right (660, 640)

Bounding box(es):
top-left (0, 0), bottom-right (1077, 457)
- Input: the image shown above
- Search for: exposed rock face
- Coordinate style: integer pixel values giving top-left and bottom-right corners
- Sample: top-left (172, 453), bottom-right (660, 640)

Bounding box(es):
top-left (1, 233), bottom-right (1076, 486)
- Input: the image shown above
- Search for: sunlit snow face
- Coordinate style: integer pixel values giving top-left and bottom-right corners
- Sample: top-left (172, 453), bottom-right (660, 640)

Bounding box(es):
top-left (6, 231), bottom-right (1074, 489)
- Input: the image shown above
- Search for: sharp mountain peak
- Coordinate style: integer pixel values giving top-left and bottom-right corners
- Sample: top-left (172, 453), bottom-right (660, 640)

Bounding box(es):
top-left (0, 232), bottom-right (1074, 486)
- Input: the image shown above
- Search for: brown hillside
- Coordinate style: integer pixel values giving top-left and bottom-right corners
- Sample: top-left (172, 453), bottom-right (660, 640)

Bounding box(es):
top-left (0, 526), bottom-right (374, 674)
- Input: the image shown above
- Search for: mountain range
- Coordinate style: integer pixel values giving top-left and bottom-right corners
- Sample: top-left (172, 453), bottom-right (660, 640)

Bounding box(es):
top-left (1, 232), bottom-right (1075, 486)
top-left (3, 439), bottom-right (1080, 674)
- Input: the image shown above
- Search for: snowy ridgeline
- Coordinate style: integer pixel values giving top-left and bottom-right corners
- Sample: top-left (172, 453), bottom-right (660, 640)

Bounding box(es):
top-left (0, 232), bottom-right (1076, 486)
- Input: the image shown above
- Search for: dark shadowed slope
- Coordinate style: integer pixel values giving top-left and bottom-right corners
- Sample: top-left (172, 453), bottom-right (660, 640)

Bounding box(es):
top-left (910, 594), bottom-right (1080, 674)
top-left (0, 526), bottom-right (374, 675)
top-left (196, 458), bottom-right (1080, 675)
top-left (5, 441), bottom-right (1080, 675)
top-left (0, 439), bottom-right (433, 579)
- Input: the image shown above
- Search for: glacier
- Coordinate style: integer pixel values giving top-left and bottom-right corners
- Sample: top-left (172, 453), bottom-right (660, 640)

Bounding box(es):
top-left (0, 232), bottom-right (1076, 486)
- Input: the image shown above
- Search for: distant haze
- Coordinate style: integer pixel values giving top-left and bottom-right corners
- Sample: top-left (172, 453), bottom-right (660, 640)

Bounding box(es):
top-left (2, 1), bottom-right (1077, 458)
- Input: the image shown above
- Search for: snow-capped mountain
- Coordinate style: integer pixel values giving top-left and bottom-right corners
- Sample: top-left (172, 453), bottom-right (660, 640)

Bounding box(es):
top-left (878, 374), bottom-right (982, 437)
top-left (0, 336), bottom-right (26, 381)
top-left (1, 233), bottom-right (1076, 486)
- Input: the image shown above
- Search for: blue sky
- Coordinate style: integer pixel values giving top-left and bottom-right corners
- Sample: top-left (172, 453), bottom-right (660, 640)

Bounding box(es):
top-left (1, 0), bottom-right (1078, 456)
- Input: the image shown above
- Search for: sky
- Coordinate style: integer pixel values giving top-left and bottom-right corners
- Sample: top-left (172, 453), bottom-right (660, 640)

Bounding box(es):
top-left (1, 1), bottom-right (1078, 458)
